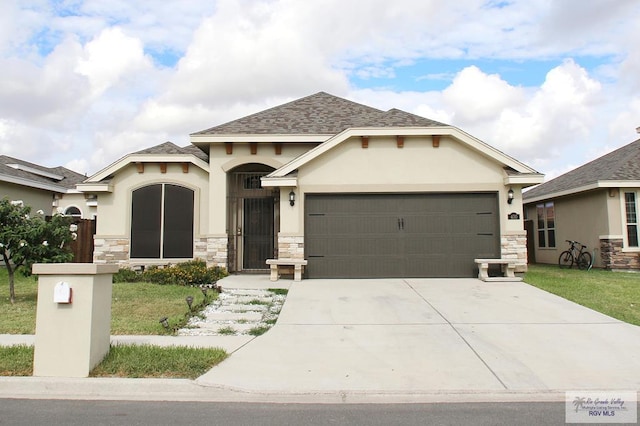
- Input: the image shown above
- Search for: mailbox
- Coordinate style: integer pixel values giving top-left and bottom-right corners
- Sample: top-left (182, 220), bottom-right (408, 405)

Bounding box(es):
top-left (53, 281), bottom-right (72, 304)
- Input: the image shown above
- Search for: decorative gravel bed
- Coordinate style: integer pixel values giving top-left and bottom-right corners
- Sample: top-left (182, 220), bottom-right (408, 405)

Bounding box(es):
top-left (178, 288), bottom-right (286, 336)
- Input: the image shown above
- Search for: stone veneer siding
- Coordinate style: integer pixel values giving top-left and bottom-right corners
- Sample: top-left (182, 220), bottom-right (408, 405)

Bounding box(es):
top-left (93, 237), bottom-right (130, 266)
top-left (194, 236), bottom-right (228, 268)
top-left (600, 237), bottom-right (640, 270)
top-left (501, 232), bottom-right (528, 273)
top-left (93, 236), bottom-right (228, 269)
top-left (277, 235), bottom-right (304, 259)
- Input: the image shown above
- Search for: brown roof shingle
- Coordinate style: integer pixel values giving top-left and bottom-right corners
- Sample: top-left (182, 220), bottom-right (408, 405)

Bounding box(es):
top-left (133, 141), bottom-right (209, 162)
top-left (523, 138), bottom-right (640, 200)
top-left (0, 155), bottom-right (86, 190)
top-left (192, 92), bottom-right (447, 136)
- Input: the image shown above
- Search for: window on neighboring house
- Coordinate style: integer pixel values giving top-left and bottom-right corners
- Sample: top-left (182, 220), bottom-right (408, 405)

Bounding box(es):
top-left (625, 192), bottom-right (639, 247)
top-left (130, 184), bottom-right (194, 259)
top-left (536, 202), bottom-right (555, 248)
top-left (64, 206), bottom-right (82, 218)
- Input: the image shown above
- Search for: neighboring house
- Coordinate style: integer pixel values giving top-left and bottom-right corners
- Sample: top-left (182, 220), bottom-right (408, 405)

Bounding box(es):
top-left (0, 155), bottom-right (93, 218)
top-left (523, 137), bottom-right (640, 271)
top-left (78, 92), bottom-right (543, 277)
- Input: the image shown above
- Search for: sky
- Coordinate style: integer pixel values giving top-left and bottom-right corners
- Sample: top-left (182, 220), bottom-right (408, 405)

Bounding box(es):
top-left (1, 0), bottom-right (639, 181)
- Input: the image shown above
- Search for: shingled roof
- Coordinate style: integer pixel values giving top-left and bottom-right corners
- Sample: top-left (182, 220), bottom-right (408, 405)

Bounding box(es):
top-left (192, 92), bottom-right (447, 136)
top-left (523, 138), bottom-right (640, 201)
top-left (133, 141), bottom-right (208, 162)
top-left (0, 155), bottom-right (86, 191)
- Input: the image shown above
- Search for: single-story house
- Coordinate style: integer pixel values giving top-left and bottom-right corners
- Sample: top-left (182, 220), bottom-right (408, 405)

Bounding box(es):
top-left (78, 92), bottom-right (543, 278)
top-left (523, 137), bottom-right (640, 271)
top-left (0, 155), bottom-right (94, 219)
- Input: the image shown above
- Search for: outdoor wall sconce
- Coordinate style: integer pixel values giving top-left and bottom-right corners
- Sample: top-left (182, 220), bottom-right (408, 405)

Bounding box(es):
top-left (289, 190), bottom-right (296, 206)
top-left (507, 188), bottom-right (514, 204)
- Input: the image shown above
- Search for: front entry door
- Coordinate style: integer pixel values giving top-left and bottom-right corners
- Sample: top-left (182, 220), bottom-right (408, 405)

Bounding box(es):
top-left (228, 164), bottom-right (277, 273)
top-left (243, 198), bottom-right (274, 270)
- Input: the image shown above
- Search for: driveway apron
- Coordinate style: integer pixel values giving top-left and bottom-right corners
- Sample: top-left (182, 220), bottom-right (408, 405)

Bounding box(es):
top-left (196, 278), bottom-right (640, 393)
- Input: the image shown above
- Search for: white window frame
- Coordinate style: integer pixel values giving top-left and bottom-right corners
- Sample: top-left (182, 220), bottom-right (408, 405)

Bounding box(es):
top-left (623, 191), bottom-right (639, 250)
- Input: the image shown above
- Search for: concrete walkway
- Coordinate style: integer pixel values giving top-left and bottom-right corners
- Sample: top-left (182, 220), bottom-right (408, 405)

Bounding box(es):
top-left (2, 275), bottom-right (639, 403)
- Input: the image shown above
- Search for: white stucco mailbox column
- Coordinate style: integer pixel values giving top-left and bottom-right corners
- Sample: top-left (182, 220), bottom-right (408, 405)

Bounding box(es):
top-left (32, 263), bottom-right (119, 378)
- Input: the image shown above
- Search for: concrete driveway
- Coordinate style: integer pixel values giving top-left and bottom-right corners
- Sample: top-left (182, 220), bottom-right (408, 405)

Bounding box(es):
top-left (197, 278), bottom-right (640, 395)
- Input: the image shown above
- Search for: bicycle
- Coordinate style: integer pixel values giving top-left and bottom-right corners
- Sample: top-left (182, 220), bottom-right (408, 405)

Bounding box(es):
top-left (558, 240), bottom-right (592, 270)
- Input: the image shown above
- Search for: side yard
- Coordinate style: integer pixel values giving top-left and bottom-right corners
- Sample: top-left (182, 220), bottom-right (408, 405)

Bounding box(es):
top-left (524, 264), bottom-right (640, 326)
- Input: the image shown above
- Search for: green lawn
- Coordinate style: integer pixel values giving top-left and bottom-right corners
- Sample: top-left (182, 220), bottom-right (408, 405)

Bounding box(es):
top-left (524, 264), bottom-right (640, 326)
top-left (0, 266), bottom-right (226, 378)
top-left (0, 267), bottom-right (215, 335)
top-left (0, 344), bottom-right (227, 378)
top-left (90, 344), bottom-right (227, 379)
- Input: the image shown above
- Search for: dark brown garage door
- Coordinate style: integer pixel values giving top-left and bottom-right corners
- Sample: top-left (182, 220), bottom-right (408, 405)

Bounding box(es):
top-left (305, 193), bottom-right (499, 278)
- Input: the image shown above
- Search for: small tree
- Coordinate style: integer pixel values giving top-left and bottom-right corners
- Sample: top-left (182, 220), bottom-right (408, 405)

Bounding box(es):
top-left (0, 198), bottom-right (74, 304)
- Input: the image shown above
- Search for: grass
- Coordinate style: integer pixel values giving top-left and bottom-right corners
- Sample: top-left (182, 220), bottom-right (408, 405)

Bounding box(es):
top-left (0, 267), bottom-right (229, 378)
top-left (217, 325), bottom-right (236, 335)
top-left (0, 344), bottom-right (227, 378)
top-left (0, 267), bottom-right (216, 335)
top-left (248, 325), bottom-right (270, 336)
top-left (0, 272), bottom-right (38, 334)
top-left (524, 264), bottom-right (640, 326)
top-left (0, 345), bottom-right (34, 376)
top-left (111, 282), bottom-right (214, 334)
top-left (90, 344), bottom-right (227, 379)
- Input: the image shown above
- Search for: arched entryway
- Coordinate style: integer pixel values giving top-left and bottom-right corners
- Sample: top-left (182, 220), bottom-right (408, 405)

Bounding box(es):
top-left (227, 164), bottom-right (278, 272)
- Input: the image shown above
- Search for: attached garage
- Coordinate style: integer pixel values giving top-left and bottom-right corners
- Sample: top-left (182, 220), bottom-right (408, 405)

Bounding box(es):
top-left (305, 193), bottom-right (499, 278)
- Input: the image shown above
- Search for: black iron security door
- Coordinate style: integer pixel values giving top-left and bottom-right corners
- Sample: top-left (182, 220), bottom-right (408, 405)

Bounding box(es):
top-left (243, 197), bottom-right (274, 270)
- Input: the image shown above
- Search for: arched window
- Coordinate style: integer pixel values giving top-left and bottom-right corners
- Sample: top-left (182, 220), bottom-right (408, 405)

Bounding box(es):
top-left (130, 184), bottom-right (194, 259)
top-left (64, 206), bottom-right (82, 218)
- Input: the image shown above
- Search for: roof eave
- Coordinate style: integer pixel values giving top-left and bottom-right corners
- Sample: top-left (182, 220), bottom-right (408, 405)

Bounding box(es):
top-left (268, 126), bottom-right (539, 179)
top-left (504, 174), bottom-right (545, 187)
top-left (0, 173), bottom-right (69, 193)
top-left (190, 134), bottom-right (331, 145)
top-left (523, 180), bottom-right (640, 204)
top-left (76, 182), bottom-right (114, 193)
top-left (86, 154), bottom-right (210, 183)
top-left (260, 176), bottom-right (298, 187)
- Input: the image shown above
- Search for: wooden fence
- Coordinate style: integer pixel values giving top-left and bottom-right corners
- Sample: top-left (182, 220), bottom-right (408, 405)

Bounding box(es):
top-left (69, 218), bottom-right (96, 263)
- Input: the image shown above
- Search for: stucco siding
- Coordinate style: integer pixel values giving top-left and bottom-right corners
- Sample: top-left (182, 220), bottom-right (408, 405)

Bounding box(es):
top-left (295, 135), bottom-right (522, 236)
top-left (0, 182), bottom-right (55, 214)
top-left (208, 142), bottom-right (318, 233)
top-left (57, 192), bottom-right (97, 219)
top-left (94, 163), bottom-right (209, 237)
top-left (528, 190), bottom-right (608, 267)
top-left (298, 136), bottom-right (504, 188)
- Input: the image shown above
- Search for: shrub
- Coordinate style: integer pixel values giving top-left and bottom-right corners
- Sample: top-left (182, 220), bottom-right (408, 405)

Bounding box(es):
top-left (141, 266), bottom-right (175, 285)
top-left (141, 260), bottom-right (228, 286)
top-left (112, 267), bottom-right (141, 283)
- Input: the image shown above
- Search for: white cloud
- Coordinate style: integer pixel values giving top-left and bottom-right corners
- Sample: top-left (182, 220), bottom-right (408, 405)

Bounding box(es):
top-left (0, 0), bottom-right (639, 179)
top-left (162, 1), bottom-right (349, 107)
top-left (442, 66), bottom-right (525, 122)
top-left (75, 27), bottom-right (154, 97)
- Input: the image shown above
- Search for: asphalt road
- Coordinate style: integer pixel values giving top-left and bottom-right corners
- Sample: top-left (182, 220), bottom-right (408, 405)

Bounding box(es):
top-left (0, 400), bottom-right (576, 425)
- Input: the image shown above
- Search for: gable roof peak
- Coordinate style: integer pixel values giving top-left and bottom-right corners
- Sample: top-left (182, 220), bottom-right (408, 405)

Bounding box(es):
top-left (191, 92), bottom-right (446, 137)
